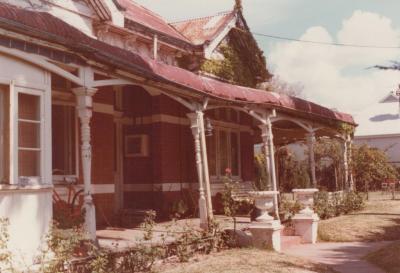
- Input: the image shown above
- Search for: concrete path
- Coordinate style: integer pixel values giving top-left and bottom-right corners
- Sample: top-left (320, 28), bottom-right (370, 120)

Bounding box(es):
top-left (283, 241), bottom-right (391, 273)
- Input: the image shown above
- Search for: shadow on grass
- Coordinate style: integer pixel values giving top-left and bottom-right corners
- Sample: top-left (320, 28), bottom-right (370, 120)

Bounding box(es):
top-left (274, 260), bottom-right (335, 273)
top-left (357, 217), bottom-right (400, 242)
top-left (354, 213), bottom-right (400, 216)
top-left (285, 241), bottom-right (392, 273)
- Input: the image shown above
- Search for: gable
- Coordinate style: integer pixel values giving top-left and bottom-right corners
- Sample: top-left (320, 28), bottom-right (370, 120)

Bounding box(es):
top-left (171, 11), bottom-right (236, 46)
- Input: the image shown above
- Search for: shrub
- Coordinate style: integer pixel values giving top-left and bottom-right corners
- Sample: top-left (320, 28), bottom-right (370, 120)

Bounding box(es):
top-left (342, 191), bottom-right (364, 213)
top-left (314, 191), bottom-right (365, 220)
top-left (314, 191), bottom-right (336, 219)
top-left (0, 218), bottom-right (12, 272)
top-left (53, 200), bottom-right (85, 229)
top-left (280, 196), bottom-right (301, 217)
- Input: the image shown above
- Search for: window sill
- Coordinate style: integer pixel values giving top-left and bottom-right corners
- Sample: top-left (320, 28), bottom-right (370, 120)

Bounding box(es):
top-left (53, 175), bottom-right (78, 185)
top-left (0, 184), bottom-right (53, 192)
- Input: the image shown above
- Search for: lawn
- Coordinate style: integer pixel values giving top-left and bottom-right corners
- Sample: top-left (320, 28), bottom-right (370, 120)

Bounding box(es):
top-left (154, 248), bottom-right (336, 273)
top-left (366, 240), bottom-right (400, 273)
top-left (318, 197), bottom-right (400, 242)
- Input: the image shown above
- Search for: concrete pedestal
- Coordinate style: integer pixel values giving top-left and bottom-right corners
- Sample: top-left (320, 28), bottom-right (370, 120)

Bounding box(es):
top-left (292, 213), bottom-right (319, 244)
top-left (249, 220), bottom-right (282, 252)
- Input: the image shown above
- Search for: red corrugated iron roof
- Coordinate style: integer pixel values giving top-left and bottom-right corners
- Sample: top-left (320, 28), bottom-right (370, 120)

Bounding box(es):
top-left (116, 0), bottom-right (191, 43)
top-left (0, 3), bottom-right (355, 126)
top-left (148, 60), bottom-right (355, 124)
top-left (171, 11), bottom-right (236, 45)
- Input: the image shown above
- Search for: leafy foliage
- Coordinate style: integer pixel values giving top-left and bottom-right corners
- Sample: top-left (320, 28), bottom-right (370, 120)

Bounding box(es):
top-left (0, 218), bottom-right (12, 272)
top-left (337, 123), bottom-right (355, 136)
top-left (314, 138), bottom-right (344, 191)
top-left (254, 153), bottom-right (270, 191)
top-left (200, 29), bottom-right (270, 88)
top-left (53, 200), bottom-right (85, 229)
top-left (314, 191), bottom-right (364, 220)
top-left (277, 147), bottom-right (311, 191)
top-left (0, 212), bottom-right (233, 273)
top-left (352, 144), bottom-right (398, 191)
top-left (258, 75), bottom-right (304, 98)
top-left (280, 196), bottom-right (301, 217)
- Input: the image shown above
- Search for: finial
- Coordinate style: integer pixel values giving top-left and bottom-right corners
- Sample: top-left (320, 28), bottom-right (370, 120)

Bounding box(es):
top-left (234, 0), bottom-right (242, 11)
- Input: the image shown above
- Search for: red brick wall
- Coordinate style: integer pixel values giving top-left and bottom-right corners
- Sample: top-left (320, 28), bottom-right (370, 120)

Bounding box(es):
top-left (240, 131), bottom-right (255, 181)
top-left (91, 112), bottom-right (115, 184)
top-left (93, 193), bottom-right (115, 227)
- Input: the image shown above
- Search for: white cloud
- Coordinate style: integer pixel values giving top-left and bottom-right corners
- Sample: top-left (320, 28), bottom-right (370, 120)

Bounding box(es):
top-left (268, 10), bottom-right (400, 114)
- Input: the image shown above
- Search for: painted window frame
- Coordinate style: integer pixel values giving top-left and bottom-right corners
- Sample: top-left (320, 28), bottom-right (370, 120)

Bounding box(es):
top-left (0, 88), bottom-right (7, 184)
top-left (51, 100), bottom-right (80, 184)
top-left (11, 86), bottom-right (46, 185)
top-left (208, 126), bottom-right (242, 181)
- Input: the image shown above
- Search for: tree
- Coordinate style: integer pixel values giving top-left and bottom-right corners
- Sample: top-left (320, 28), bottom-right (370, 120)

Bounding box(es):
top-left (276, 146), bottom-right (310, 192)
top-left (352, 144), bottom-right (398, 195)
top-left (313, 138), bottom-right (344, 191)
top-left (258, 76), bottom-right (305, 98)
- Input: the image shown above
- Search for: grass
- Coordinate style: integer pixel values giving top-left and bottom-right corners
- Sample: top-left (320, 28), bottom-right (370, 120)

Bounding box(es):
top-left (154, 248), bottom-right (336, 273)
top-left (318, 197), bottom-right (400, 242)
top-left (366, 240), bottom-right (400, 273)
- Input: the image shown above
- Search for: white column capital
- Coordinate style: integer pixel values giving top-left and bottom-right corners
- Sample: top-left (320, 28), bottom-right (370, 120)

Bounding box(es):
top-left (187, 111), bottom-right (203, 137)
top-left (72, 86), bottom-right (97, 97)
top-left (307, 132), bottom-right (316, 142)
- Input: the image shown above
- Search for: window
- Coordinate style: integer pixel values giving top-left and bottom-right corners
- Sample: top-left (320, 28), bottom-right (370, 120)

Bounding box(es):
top-left (206, 128), bottom-right (240, 179)
top-left (52, 104), bottom-right (77, 179)
top-left (0, 87), bottom-right (9, 183)
top-left (125, 135), bottom-right (149, 157)
top-left (17, 91), bottom-right (44, 185)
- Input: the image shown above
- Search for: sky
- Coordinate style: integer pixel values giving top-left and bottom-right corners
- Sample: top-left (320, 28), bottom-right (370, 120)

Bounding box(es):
top-left (135, 0), bottom-right (400, 115)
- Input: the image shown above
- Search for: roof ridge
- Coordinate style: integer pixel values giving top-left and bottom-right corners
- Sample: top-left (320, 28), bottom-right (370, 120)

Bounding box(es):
top-left (169, 10), bottom-right (234, 25)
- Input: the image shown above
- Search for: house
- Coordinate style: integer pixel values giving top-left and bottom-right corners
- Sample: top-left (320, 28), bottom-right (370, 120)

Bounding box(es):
top-left (0, 0), bottom-right (355, 264)
top-left (354, 92), bottom-right (400, 166)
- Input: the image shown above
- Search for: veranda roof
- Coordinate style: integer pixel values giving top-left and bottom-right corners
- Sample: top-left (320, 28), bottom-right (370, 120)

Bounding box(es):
top-left (0, 3), bottom-right (355, 126)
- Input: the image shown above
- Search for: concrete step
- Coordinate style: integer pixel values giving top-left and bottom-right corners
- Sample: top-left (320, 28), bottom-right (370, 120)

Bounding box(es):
top-left (281, 226), bottom-right (295, 236)
top-left (281, 235), bottom-right (302, 250)
top-left (120, 209), bottom-right (152, 227)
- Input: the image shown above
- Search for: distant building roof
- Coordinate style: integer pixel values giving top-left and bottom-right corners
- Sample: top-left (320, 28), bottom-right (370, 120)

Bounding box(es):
top-left (355, 92), bottom-right (400, 137)
top-left (171, 11), bottom-right (236, 45)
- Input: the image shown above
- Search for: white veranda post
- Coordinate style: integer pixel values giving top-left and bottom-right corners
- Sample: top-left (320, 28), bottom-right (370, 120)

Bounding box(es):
top-left (307, 132), bottom-right (317, 188)
top-left (263, 140), bottom-right (271, 190)
top-left (260, 118), bottom-right (279, 218)
top-left (73, 87), bottom-right (97, 240)
top-left (198, 111), bottom-right (214, 220)
top-left (342, 137), bottom-right (349, 190)
top-left (187, 112), bottom-right (208, 229)
top-left (347, 136), bottom-right (355, 191)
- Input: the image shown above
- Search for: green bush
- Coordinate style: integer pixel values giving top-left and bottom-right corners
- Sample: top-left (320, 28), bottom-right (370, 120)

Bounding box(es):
top-left (280, 196), bottom-right (301, 217)
top-left (342, 191), bottom-right (364, 213)
top-left (314, 191), bottom-right (336, 219)
top-left (314, 191), bottom-right (364, 220)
